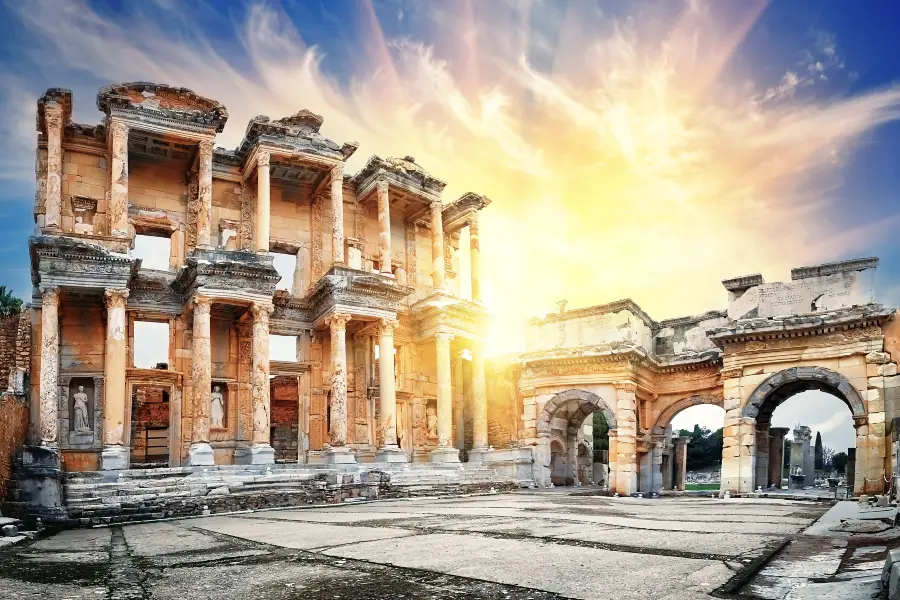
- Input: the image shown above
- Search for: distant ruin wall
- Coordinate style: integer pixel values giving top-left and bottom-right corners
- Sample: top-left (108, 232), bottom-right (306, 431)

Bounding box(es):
top-left (0, 313), bottom-right (31, 510)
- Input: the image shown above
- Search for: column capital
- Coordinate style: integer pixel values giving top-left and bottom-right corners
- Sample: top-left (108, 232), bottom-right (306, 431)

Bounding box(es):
top-left (325, 312), bottom-right (352, 329)
top-left (434, 328), bottom-right (454, 343)
top-left (44, 103), bottom-right (63, 131)
top-left (192, 295), bottom-right (213, 314)
top-left (257, 150), bottom-right (271, 168)
top-left (42, 286), bottom-right (60, 307)
top-left (108, 118), bottom-right (129, 139)
top-left (468, 213), bottom-right (479, 234)
top-left (377, 318), bottom-right (399, 335)
top-left (430, 201), bottom-right (443, 216)
top-left (104, 288), bottom-right (129, 309)
top-left (376, 179), bottom-right (389, 194)
top-left (250, 302), bottom-right (273, 323)
top-left (613, 380), bottom-right (637, 393)
top-left (330, 162), bottom-right (344, 180)
top-left (198, 138), bottom-right (214, 156)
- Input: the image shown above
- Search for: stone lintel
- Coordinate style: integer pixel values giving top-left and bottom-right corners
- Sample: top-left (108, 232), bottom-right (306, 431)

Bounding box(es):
top-left (307, 265), bottom-right (412, 327)
top-left (173, 248), bottom-right (280, 299)
top-left (352, 155), bottom-right (446, 207)
top-left (410, 290), bottom-right (488, 342)
top-left (97, 82), bottom-right (228, 133)
top-left (790, 257), bottom-right (879, 280)
top-left (30, 235), bottom-right (138, 293)
top-left (722, 274), bottom-right (764, 292)
top-left (441, 192), bottom-right (491, 232)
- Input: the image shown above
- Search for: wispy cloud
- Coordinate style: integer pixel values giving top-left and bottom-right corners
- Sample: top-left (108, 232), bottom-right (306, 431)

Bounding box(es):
top-left (2, 0), bottom-right (899, 353)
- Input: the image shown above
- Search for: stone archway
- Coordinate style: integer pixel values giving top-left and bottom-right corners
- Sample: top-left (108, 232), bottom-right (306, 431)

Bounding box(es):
top-left (535, 389), bottom-right (617, 488)
top-left (736, 366), bottom-right (867, 493)
top-left (652, 394), bottom-right (724, 436)
top-left (650, 394), bottom-right (724, 492)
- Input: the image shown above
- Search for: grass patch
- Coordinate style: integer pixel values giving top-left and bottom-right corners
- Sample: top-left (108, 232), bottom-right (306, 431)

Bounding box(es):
top-left (684, 483), bottom-right (720, 491)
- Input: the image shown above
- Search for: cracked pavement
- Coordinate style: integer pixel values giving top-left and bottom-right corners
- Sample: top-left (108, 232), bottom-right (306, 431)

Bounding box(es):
top-left (0, 491), bottom-right (833, 599)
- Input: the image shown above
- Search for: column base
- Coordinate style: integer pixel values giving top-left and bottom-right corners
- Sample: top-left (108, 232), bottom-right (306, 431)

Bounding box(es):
top-left (322, 445), bottom-right (357, 465)
top-left (430, 446), bottom-right (461, 464)
top-left (188, 442), bottom-right (215, 466)
top-left (249, 443), bottom-right (275, 465)
top-left (101, 445), bottom-right (129, 470)
top-left (467, 447), bottom-right (489, 464)
top-left (374, 445), bottom-right (407, 463)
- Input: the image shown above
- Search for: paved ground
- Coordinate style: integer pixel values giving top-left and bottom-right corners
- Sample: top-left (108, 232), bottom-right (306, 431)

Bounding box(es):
top-left (0, 491), bottom-right (858, 599)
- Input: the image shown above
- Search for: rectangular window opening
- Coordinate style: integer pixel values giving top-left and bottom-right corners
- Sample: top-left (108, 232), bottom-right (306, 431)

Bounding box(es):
top-left (271, 253), bottom-right (297, 292)
top-left (133, 321), bottom-right (170, 369)
top-left (269, 334), bottom-right (297, 362)
top-left (133, 234), bottom-right (172, 271)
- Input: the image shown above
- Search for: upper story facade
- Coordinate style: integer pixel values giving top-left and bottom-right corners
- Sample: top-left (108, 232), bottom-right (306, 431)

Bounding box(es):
top-left (32, 83), bottom-right (489, 340)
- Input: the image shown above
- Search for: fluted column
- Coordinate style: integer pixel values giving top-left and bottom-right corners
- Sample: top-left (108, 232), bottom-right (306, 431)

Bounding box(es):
top-left (430, 202), bottom-right (446, 291)
top-left (324, 312), bottom-right (355, 463)
top-left (189, 296), bottom-right (215, 466)
top-left (196, 138), bottom-right (214, 248)
top-left (101, 288), bottom-right (129, 469)
top-left (375, 318), bottom-right (405, 462)
top-left (255, 151), bottom-right (271, 252)
top-left (38, 287), bottom-right (60, 446)
top-left (469, 215), bottom-right (482, 302)
top-left (376, 180), bottom-right (392, 274)
top-left (331, 164), bottom-right (345, 266)
top-left (431, 329), bottom-right (459, 462)
top-left (108, 119), bottom-right (129, 238)
top-left (468, 341), bottom-right (489, 462)
top-left (248, 303), bottom-right (275, 464)
top-left (44, 103), bottom-right (63, 231)
top-left (292, 244), bottom-right (309, 297)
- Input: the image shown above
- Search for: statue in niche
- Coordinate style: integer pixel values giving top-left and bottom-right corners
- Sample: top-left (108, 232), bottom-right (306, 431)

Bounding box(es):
top-left (210, 385), bottom-right (225, 429)
top-left (426, 404), bottom-right (438, 438)
top-left (72, 386), bottom-right (91, 433)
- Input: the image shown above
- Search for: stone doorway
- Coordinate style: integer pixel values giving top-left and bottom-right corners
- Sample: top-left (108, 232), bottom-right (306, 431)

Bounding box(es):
top-left (129, 385), bottom-right (170, 468)
top-left (270, 376), bottom-right (300, 462)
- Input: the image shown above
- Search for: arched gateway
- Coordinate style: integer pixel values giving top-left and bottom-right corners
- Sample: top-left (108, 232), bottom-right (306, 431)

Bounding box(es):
top-left (505, 257), bottom-right (898, 497)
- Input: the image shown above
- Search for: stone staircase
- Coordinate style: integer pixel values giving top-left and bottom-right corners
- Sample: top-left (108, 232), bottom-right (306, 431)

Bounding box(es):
top-left (56, 462), bottom-right (514, 527)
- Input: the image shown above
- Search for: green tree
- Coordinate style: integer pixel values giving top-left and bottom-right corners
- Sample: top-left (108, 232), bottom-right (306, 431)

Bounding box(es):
top-left (814, 432), bottom-right (823, 470)
top-left (677, 425), bottom-right (723, 471)
top-left (0, 286), bottom-right (22, 317)
top-left (592, 411), bottom-right (609, 461)
top-left (832, 451), bottom-right (848, 474)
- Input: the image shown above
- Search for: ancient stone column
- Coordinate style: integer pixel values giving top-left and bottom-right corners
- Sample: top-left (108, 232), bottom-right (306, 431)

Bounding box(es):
top-left (376, 180), bottom-right (392, 274)
top-left (613, 381), bottom-right (638, 495)
top-left (38, 287), bottom-right (61, 446)
top-left (853, 418), bottom-right (868, 495)
top-left (44, 103), bottom-right (63, 231)
top-left (847, 447), bottom-right (857, 494)
top-left (468, 341), bottom-right (489, 461)
top-left (195, 138), bottom-right (214, 249)
top-left (248, 303), bottom-right (275, 464)
top-left (430, 202), bottom-right (446, 291)
top-left (736, 417), bottom-right (758, 493)
top-left (255, 151), bottom-right (271, 253)
top-left (108, 119), bottom-right (130, 238)
top-left (101, 288), bottom-right (129, 470)
top-left (754, 422), bottom-right (770, 491)
top-left (453, 350), bottom-right (465, 451)
top-left (768, 427), bottom-right (790, 488)
top-left (189, 296), bottom-right (215, 466)
top-left (673, 435), bottom-right (690, 491)
top-left (661, 450), bottom-right (673, 490)
top-left (331, 164), bottom-right (345, 266)
top-left (650, 437), bottom-right (665, 493)
top-left (375, 318), bottom-right (404, 462)
top-left (606, 429), bottom-right (618, 493)
top-left (469, 215), bottom-right (482, 302)
top-left (292, 244), bottom-right (309, 297)
top-left (324, 312), bottom-right (354, 463)
top-left (431, 329), bottom-right (459, 462)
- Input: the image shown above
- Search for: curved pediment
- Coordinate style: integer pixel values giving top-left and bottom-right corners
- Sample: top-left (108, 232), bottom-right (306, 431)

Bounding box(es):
top-left (97, 82), bottom-right (228, 133)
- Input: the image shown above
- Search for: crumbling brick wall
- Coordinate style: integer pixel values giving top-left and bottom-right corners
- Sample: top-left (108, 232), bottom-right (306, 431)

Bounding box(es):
top-left (0, 312), bottom-right (31, 509)
top-left (271, 377), bottom-right (299, 461)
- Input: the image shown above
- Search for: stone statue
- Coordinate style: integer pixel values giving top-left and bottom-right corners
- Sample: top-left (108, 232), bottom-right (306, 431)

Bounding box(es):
top-left (210, 385), bottom-right (224, 428)
top-left (72, 385), bottom-right (91, 433)
top-left (426, 404), bottom-right (438, 438)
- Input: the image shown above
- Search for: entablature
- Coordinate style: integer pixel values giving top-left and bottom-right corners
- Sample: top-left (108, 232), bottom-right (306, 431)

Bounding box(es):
top-left (441, 192), bottom-right (491, 232)
top-left (97, 82), bottom-right (227, 136)
top-left (30, 235), bottom-right (138, 293)
top-left (410, 291), bottom-right (488, 342)
top-left (352, 155), bottom-right (446, 214)
top-left (173, 248), bottom-right (280, 304)
top-left (308, 265), bottom-right (412, 328)
top-left (238, 111), bottom-right (357, 168)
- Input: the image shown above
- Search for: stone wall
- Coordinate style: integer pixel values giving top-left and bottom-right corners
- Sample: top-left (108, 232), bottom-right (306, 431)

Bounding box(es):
top-left (0, 394), bottom-right (29, 507)
top-left (486, 359), bottom-right (519, 448)
top-left (0, 313), bottom-right (30, 509)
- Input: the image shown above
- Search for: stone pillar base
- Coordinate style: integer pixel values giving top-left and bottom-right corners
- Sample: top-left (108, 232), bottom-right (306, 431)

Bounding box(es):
top-left (430, 447), bottom-right (461, 464)
top-left (101, 445), bottom-right (130, 471)
top-left (247, 443), bottom-right (275, 465)
top-left (374, 446), bottom-right (407, 463)
top-left (467, 447), bottom-right (489, 464)
top-left (16, 445), bottom-right (66, 527)
top-left (322, 446), bottom-right (357, 465)
top-left (188, 442), bottom-right (215, 466)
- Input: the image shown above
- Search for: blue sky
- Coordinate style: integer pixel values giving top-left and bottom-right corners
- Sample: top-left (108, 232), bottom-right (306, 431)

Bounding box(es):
top-left (1, 0), bottom-right (899, 450)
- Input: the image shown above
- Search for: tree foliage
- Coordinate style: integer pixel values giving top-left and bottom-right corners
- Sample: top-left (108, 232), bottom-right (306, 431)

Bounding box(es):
top-left (814, 432), bottom-right (824, 470)
top-left (677, 425), bottom-right (723, 471)
top-left (592, 411), bottom-right (609, 461)
top-left (0, 286), bottom-right (22, 317)
top-left (832, 451), bottom-right (848, 474)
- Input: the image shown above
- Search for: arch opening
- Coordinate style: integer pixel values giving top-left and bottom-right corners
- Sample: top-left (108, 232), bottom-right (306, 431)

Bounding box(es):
top-left (743, 367), bottom-right (863, 494)
top-left (536, 389), bottom-right (616, 488)
top-left (651, 398), bottom-right (724, 492)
